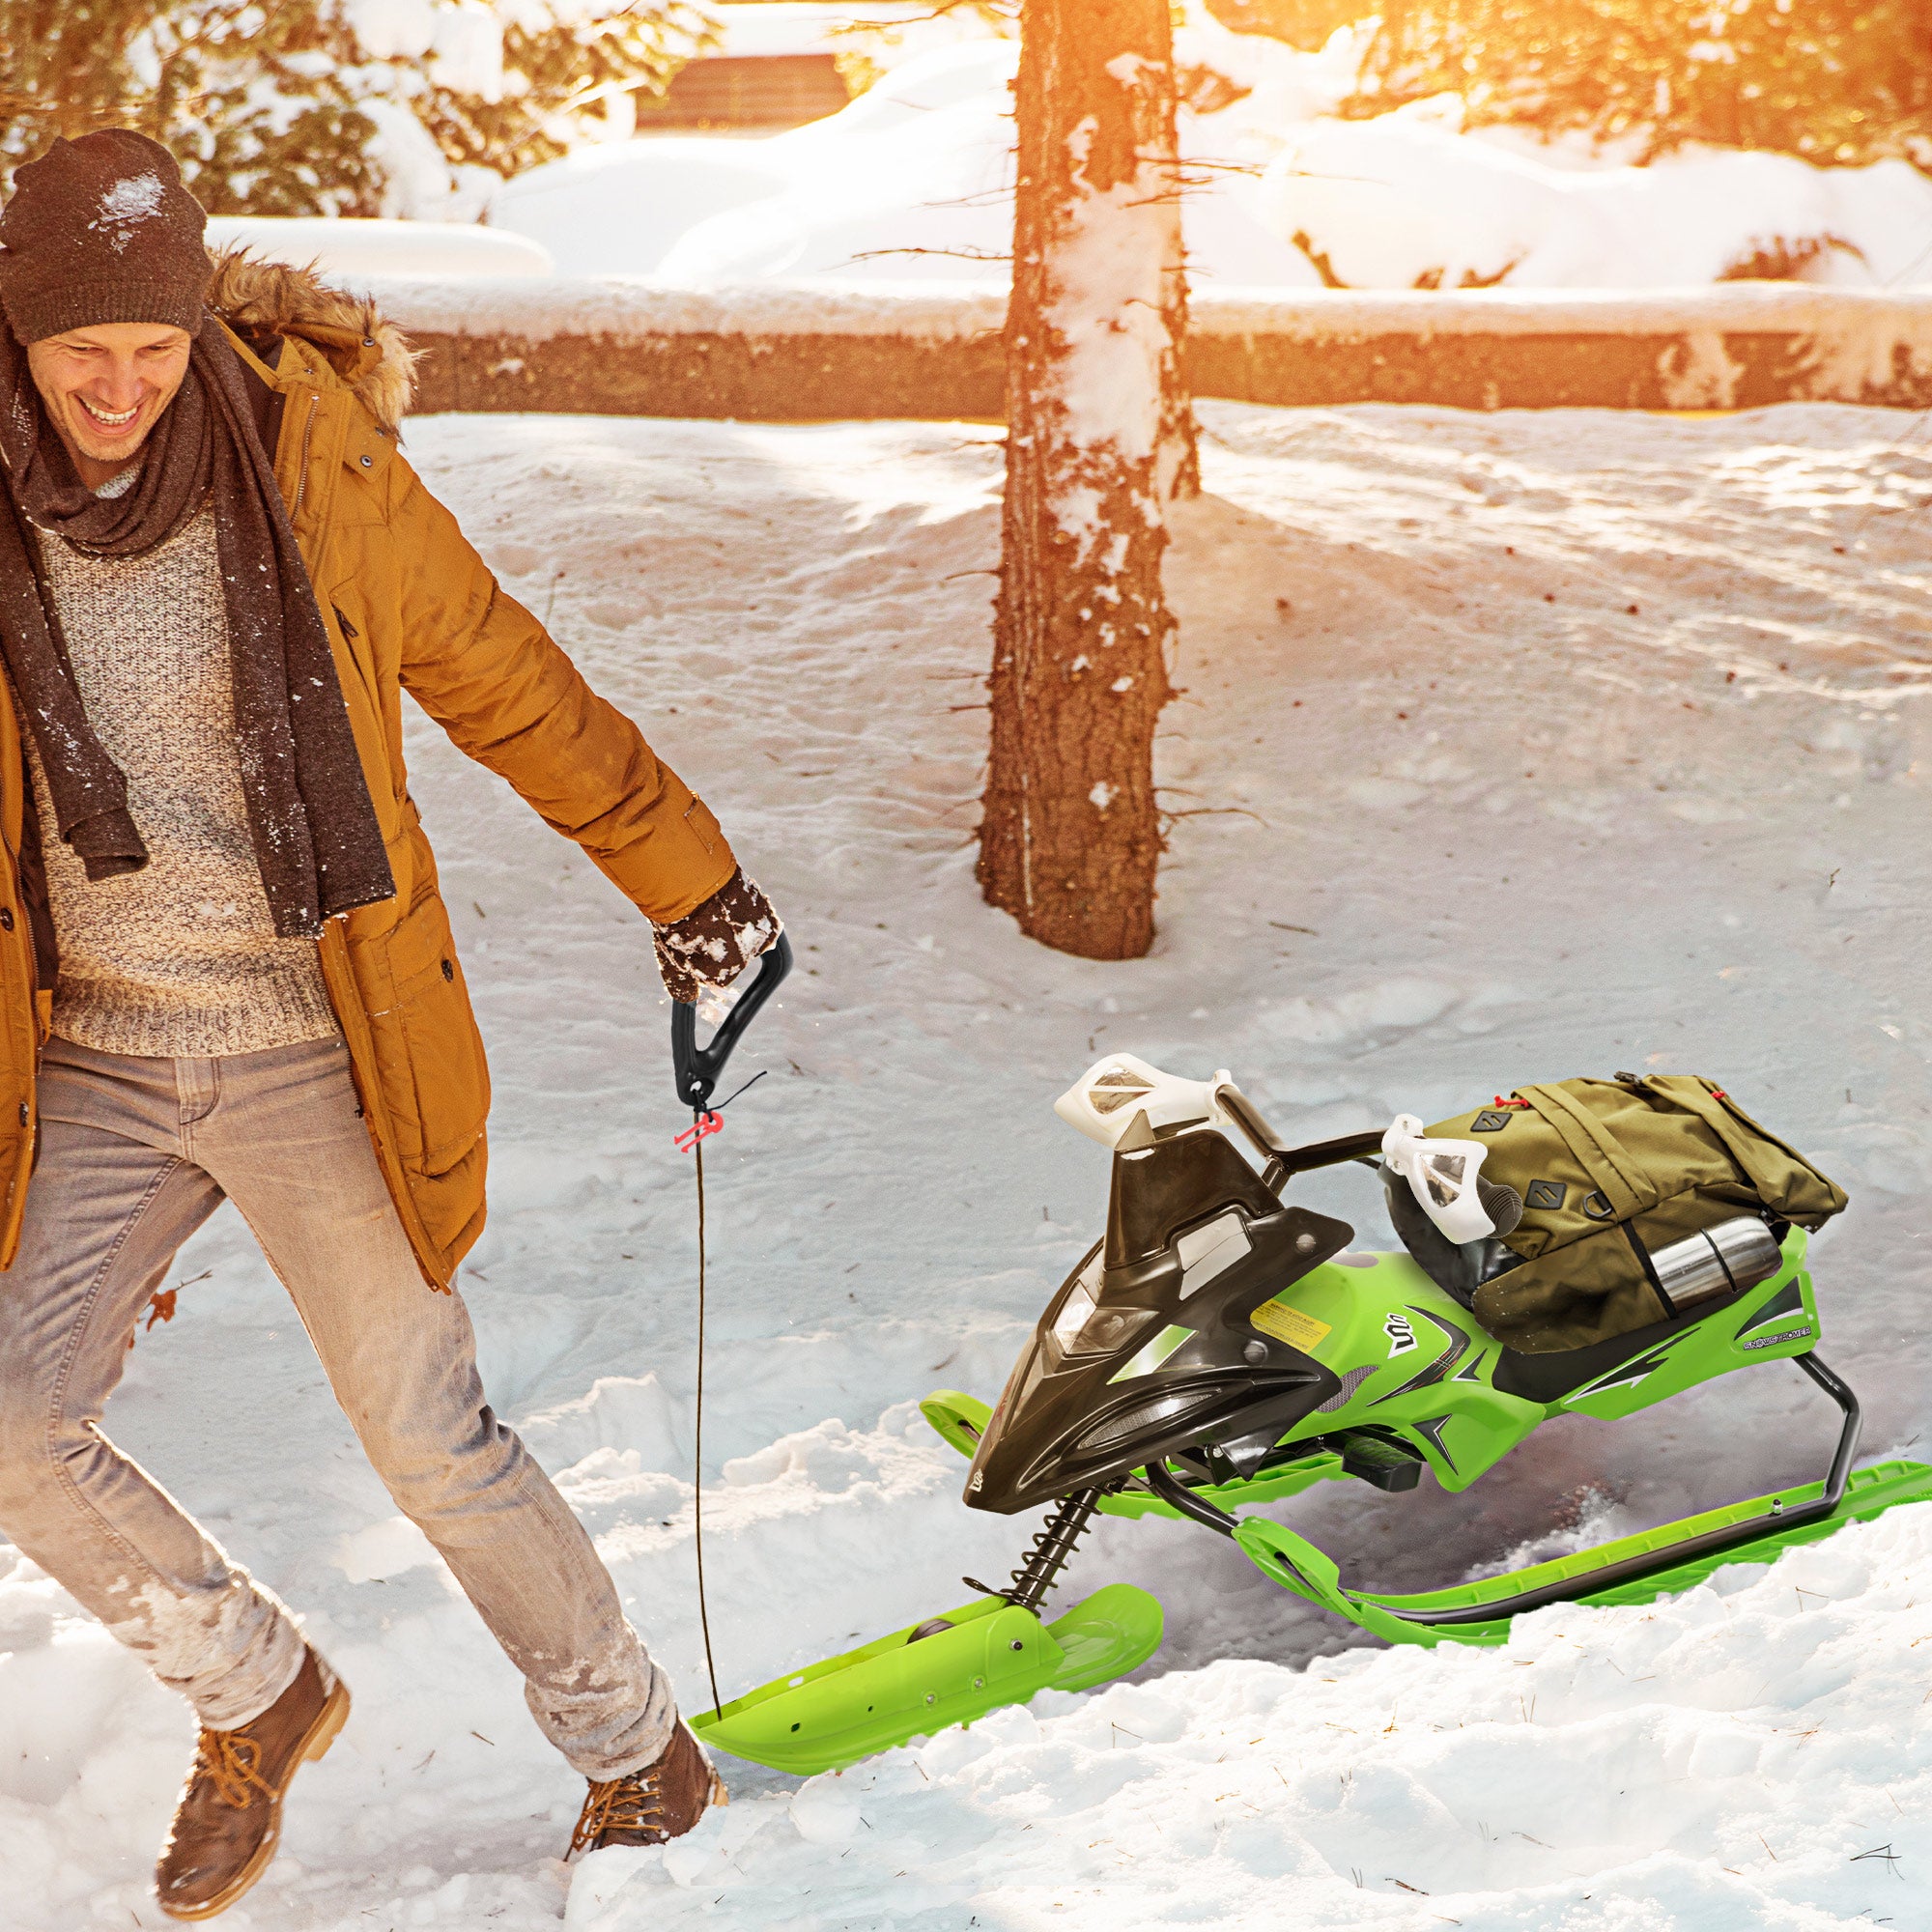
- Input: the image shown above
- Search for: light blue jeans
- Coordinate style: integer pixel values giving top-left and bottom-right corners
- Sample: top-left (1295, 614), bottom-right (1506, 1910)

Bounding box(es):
top-left (0, 1035), bottom-right (674, 1778)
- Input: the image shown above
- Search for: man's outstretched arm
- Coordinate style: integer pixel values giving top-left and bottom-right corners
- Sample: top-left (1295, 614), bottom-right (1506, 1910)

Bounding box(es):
top-left (388, 459), bottom-right (738, 928)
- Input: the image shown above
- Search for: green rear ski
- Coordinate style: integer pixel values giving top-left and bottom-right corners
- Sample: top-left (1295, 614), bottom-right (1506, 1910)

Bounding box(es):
top-left (693, 1086), bottom-right (1932, 1777)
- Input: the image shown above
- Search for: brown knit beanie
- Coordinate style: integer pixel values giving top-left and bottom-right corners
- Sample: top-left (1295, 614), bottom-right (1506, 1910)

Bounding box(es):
top-left (0, 129), bottom-right (211, 345)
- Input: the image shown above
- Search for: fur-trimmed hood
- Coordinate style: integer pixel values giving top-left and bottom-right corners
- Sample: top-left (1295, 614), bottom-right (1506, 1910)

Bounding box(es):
top-left (207, 246), bottom-right (416, 435)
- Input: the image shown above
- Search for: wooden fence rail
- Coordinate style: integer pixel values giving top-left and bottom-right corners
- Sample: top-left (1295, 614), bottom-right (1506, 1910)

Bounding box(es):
top-left (367, 280), bottom-right (1932, 419)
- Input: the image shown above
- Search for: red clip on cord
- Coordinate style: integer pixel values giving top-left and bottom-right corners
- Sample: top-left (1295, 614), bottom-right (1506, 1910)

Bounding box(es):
top-left (675, 1111), bottom-right (724, 1153)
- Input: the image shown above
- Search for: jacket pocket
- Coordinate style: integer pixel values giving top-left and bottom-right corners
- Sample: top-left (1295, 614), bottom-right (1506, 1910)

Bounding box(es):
top-left (384, 891), bottom-right (490, 1177)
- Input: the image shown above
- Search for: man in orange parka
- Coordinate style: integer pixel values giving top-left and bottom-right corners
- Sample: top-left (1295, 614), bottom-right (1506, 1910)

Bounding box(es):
top-left (0, 130), bottom-right (772, 1919)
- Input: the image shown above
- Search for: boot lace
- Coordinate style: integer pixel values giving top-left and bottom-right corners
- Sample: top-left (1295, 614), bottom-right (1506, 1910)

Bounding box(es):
top-left (570, 1769), bottom-right (664, 1856)
top-left (192, 1729), bottom-right (273, 1810)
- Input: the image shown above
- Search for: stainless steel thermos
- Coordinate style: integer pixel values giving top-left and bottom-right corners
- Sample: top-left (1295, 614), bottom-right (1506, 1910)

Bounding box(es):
top-left (1651, 1214), bottom-right (1784, 1313)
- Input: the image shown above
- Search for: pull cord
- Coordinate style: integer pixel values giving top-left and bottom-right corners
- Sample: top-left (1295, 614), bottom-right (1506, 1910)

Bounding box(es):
top-left (694, 1118), bottom-right (722, 1719)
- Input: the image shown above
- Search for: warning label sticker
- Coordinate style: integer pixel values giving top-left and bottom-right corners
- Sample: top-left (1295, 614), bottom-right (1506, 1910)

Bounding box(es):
top-left (1251, 1300), bottom-right (1332, 1355)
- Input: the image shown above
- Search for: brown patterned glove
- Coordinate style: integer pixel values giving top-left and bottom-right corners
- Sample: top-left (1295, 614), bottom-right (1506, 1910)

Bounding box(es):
top-left (653, 867), bottom-right (781, 1004)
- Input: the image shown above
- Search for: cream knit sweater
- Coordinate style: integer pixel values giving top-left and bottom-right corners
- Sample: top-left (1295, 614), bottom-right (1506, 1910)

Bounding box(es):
top-left (23, 507), bottom-right (339, 1057)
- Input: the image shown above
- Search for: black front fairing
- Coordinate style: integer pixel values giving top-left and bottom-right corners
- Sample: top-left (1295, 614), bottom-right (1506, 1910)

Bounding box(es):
top-left (965, 1119), bottom-right (1355, 1514)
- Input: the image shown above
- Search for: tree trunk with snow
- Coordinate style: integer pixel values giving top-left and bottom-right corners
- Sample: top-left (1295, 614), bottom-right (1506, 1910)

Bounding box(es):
top-left (978, 0), bottom-right (1197, 962)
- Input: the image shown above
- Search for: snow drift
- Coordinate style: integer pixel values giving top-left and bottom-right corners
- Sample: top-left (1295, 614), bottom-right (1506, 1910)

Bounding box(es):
top-left (206, 214), bottom-right (554, 281)
top-left (575, 1504), bottom-right (1932, 1929)
top-left (196, 12), bottom-right (1932, 297)
top-left (1264, 100), bottom-right (1932, 291)
top-left (479, 29), bottom-right (1932, 295)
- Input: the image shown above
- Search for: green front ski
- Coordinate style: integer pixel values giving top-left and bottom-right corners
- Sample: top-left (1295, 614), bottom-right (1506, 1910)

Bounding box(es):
top-left (1236, 1457), bottom-right (1932, 1647)
top-left (689, 1582), bottom-right (1163, 1776)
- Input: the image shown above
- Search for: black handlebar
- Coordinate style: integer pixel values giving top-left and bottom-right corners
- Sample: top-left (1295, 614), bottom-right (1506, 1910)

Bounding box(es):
top-left (1214, 1084), bottom-right (1382, 1189)
top-left (670, 932), bottom-right (794, 1113)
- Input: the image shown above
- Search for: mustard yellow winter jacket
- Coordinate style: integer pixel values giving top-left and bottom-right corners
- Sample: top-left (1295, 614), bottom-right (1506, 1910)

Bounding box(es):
top-left (0, 253), bottom-right (736, 1286)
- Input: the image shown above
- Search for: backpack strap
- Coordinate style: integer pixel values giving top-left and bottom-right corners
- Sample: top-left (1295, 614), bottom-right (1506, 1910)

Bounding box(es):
top-left (1517, 1081), bottom-right (1662, 1220)
top-left (1642, 1075), bottom-right (1848, 1221)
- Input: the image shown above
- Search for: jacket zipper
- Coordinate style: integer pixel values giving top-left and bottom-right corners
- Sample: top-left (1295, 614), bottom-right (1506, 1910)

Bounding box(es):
top-left (291, 391), bottom-right (321, 519)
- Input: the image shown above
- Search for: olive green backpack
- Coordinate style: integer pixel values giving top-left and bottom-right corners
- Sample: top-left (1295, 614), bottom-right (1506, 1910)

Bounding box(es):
top-left (1405, 1073), bottom-right (1846, 1355)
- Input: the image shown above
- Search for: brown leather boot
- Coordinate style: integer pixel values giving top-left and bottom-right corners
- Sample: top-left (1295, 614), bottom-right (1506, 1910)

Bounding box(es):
top-left (155, 1648), bottom-right (350, 1920)
top-left (569, 1720), bottom-right (726, 1856)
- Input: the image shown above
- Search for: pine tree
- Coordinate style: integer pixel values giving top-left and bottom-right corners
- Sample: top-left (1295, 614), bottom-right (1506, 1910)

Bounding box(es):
top-left (978, 0), bottom-right (1197, 961)
top-left (1346, 0), bottom-right (1932, 168)
top-left (0, 1), bottom-right (712, 215)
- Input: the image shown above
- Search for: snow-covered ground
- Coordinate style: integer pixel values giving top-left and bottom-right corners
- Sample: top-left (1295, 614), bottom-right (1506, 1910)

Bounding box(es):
top-left (3, 397), bottom-right (1929, 1928)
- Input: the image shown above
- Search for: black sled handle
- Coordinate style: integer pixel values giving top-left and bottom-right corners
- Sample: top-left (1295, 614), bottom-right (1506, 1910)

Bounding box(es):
top-left (670, 932), bottom-right (794, 1113)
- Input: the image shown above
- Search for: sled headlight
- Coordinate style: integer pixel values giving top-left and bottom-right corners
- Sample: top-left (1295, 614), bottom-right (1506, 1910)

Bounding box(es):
top-left (1047, 1282), bottom-right (1157, 1362)
top-left (1075, 1391), bottom-right (1199, 1450)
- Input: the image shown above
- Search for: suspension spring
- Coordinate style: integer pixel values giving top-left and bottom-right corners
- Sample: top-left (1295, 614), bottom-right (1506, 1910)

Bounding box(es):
top-left (1002, 1488), bottom-right (1101, 1614)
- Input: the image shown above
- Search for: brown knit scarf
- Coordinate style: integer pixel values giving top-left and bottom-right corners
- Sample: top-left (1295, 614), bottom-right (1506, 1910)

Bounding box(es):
top-left (0, 315), bottom-right (394, 936)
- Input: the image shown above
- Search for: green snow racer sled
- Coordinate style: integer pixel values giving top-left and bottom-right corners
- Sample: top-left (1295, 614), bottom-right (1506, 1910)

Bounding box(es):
top-left (692, 1059), bottom-right (1932, 1776)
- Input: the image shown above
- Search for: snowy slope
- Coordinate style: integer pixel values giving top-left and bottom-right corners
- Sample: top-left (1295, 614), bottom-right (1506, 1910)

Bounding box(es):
top-left (0, 399), bottom-right (1927, 1928)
